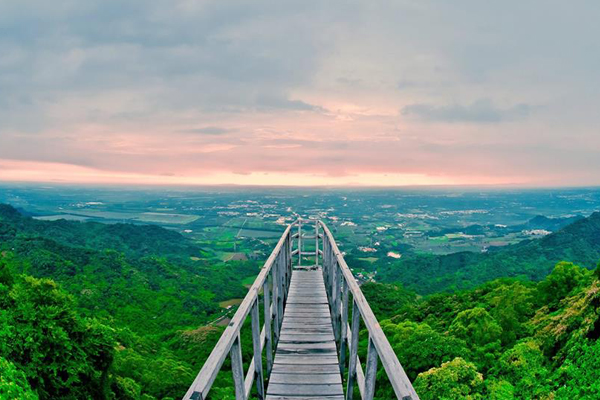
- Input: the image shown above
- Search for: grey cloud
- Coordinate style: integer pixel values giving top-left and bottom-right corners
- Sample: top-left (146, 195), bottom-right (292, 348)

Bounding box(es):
top-left (256, 96), bottom-right (324, 112)
top-left (1, 0), bottom-right (600, 185)
top-left (179, 127), bottom-right (236, 135)
top-left (402, 99), bottom-right (531, 123)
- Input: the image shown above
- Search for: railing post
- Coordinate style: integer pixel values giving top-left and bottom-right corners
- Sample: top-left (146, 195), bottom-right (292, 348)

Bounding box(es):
top-left (364, 337), bottom-right (379, 400)
top-left (315, 222), bottom-right (319, 267)
top-left (272, 266), bottom-right (280, 346)
top-left (340, 278), bottom-right (349, 376)
top-left (263, 277), bottom-right (273, 376)
top-left (322, 233), bottom-right (329, 288)
top-left (346, 299), bottom-right (360, 400)
top-left (298, 220), bottom-right (302, 267)
top-left (251, 299), bottom-right (265, 399)
top-left (277, 254), bottom-right (284, 330)
top-left (231, 334), bottom-right (246, 400)
top-left (287, 233), bottom-right (292, 286)
top-left (330, 258), bottom-right (338, 336)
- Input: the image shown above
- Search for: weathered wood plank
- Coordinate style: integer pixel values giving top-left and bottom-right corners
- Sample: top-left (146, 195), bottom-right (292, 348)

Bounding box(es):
top-left (266, 396), bottom-right (344, 400)
top-left (281, 324), bottom-right (333, 335)
top-left (266, 269), bottom-right (344, 398)
top-left (270, 364), bottom-right (341, 374)
top-left (279, 334), bottom-right (335, 342)
top-left (285, 304), bottom-right (329, 310)
top-left (267, 383), bottom-right (343, 396)
top-left (277, 342), bottom-right (336, 351)
top-left (273, 355), bottom-right (340, 365)
top-left (269, 373), bottom-right (342, 385)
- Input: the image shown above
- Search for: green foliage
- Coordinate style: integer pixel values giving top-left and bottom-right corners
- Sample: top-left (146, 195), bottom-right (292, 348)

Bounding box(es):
top-left (495, 341), bottom-right (549, 398)
top-left (486, 379), bottom-right (515, 400)
top-left (360, 282), bottom-right (415, 319)
top-left (0, 357), bottom-right (39, 400)
top-left (0, 204), bottom-right (258, 334)
top-left (365, 259), bottom-right (600, 399)
top-left (0, 264), bottom-right (115, 399)
top-left (414, 357), bottom-right (486, 400)
top-left (552, 338), bottom-right (600, 399)
top-left (449, 307), bottom-right (502, 347)
top-left (3, 203), bottom-right (600, 399)
top-left (0, 206), bottom-right (263, 399)
top-left (537, 261), bottom-right (591, 307)
top-left (381, 320), bottom-right (468, 380)
top-left (484, 281), bottom-right (534, 345)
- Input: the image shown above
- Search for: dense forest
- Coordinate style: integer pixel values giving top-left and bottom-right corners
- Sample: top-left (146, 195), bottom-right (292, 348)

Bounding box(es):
top-left (362, 260), bottom-right (600, 399)
top-left (375, 212), bottom-right (600, 294)
top-left (2, 203), bottom-right (600, 399)
top-left (0, 204), bottom-right (255, 399)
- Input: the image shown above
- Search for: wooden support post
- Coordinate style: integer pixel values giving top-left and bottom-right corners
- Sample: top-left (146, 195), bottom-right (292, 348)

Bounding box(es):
top-left (230, 334), bottom-right (246, 400)
top-left (272, 267), bottom-right (280, 346)
top-left (284, 250), bottom-right (290, 301)
top-left (364, 337), bottom-right (379, 400)
top-left (340, 278), bottom-right (349, 376)
top-left (263, 278), bottom-right (273, 376)
top-left (322, 236), bottom-right (328, 287)
top-left (277, 255), bottom-right (284, 330)
top-left (298, 220), bottom-right (302, 267)
top-left (251, 299), bottom-right (265, 399)
top-left (315, 222), bottom-right (319, 267)
top-left (330, 258), bottom-right (337, 309)
top-left (287, 235), bottom-right (292, 287)
top-left (332, 260), bottom-right (341, 344)
top-left (346, 300), bottom-right (360, 400)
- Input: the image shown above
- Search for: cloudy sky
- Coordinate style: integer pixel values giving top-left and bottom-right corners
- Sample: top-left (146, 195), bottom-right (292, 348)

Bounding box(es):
top-left (1, 0), bottom-right (599, 186)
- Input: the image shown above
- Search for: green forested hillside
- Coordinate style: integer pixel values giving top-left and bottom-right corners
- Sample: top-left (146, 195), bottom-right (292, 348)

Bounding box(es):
top-left (0, 204), bottom-right (256, 332)
top-left (378, 212), bottom-right (600, 294)
top-left (0, 204), bottom-right (258, 399)
top-left (363, 262), bottom-right (600, 399)
top-left (3, 203), bottom-right (600, 399)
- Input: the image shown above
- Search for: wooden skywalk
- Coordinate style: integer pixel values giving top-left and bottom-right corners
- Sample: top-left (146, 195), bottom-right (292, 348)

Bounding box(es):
top-left (183, 219), bottom-right (419, 400)
top-left (267, 269), bottom-right (344, 399)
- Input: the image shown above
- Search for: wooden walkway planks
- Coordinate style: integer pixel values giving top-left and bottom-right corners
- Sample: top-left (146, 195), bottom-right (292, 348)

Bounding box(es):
top-left (266, 269), bottom-right (344, 400)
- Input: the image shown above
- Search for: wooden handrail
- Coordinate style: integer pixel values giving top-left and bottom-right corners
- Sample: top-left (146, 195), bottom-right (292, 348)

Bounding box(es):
top-left (182, 222), bottom-right (295, 400)
top-left (319, 220), bottom-right (419, 400)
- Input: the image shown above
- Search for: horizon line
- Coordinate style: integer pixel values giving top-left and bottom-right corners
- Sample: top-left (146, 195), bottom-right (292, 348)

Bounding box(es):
top-left (1, 179), bottom-right (599, 191)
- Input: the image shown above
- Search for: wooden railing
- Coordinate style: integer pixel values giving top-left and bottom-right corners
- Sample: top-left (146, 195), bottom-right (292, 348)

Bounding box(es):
top-left (182, 219), bottom-right (419, 400)
top-left (182, 223), bottom-right (293, 400)
top-left (319, 220), bottom-right (419, 400)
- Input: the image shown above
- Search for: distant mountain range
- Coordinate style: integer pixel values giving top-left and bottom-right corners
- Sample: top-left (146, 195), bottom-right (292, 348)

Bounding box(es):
top-left (379, 212), bottom-right (600, 294)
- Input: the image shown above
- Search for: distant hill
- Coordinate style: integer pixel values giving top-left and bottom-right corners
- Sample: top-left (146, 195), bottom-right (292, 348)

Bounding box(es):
top-left (379, 212), bottom-right (600, 294)
top-left (516, 214), bottom-right (584, 232)
top-left (0, 204), bottom-right (201, 260)
top-left (429, 214), bottom-right (584, 238)
top-left (0, 203), bottom-right (257, 332)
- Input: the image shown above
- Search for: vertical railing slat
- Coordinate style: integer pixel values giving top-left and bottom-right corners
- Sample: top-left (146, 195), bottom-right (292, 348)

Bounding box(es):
top-left (231, 334), bottom-right (246, 400)
top-left (251, 299), bottom-right (265, 399)
top-left (330, 258), bottom-right (338, 340)
top-left (364, 337), bottom-right (379, 400)
top-left (298, 220), bottom-right (302, 267)
top-left (340, 278), bottom-right (349, 376)
top-left (315, 222), bottom-right (319, 267)
top-left (272, 265), bottom-right (280, 346)
top-left (346, 299), bottom-right (361, 400)
top-left (277, 253), bottom-right (284, 331)
top-left (263, 277), bottom-right (273, 376)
